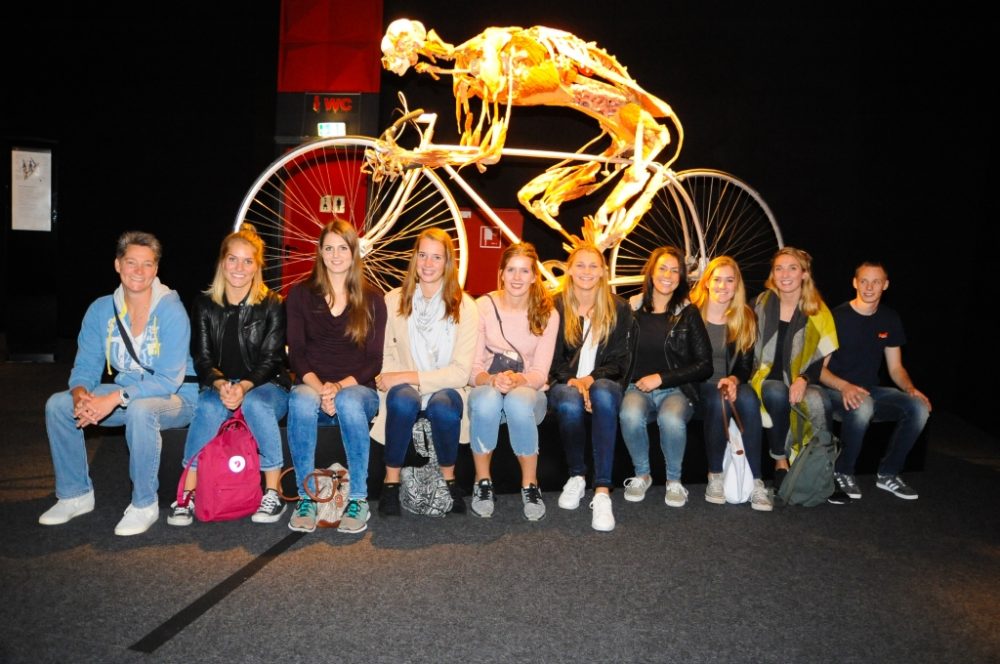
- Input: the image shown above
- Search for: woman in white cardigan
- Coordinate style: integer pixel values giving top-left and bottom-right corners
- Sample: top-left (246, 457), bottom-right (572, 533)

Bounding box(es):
top-left (371, 228), bottom-right (479, 515)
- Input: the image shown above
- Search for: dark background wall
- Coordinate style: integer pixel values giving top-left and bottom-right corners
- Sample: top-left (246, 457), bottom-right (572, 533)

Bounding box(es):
top-left (1, 2), bottom-right (994, 428)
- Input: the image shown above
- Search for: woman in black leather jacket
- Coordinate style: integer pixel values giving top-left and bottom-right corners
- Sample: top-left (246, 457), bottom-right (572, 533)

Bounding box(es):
top-left (619, 246), bottom-right (712, 508)
top-left (169, 223), bottom-right (291, 527)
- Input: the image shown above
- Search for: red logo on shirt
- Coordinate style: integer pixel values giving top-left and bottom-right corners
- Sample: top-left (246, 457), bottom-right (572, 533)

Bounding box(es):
top-left (878, 331), bottom-right (889, 339)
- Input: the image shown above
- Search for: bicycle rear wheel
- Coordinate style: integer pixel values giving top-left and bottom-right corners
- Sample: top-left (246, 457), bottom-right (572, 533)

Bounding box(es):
top-left (608, 170), bottom-right (706, 299)
top-left (234, 137), bottom-right (466, 296)
top-left (675, 169), bottom-right (782, 296)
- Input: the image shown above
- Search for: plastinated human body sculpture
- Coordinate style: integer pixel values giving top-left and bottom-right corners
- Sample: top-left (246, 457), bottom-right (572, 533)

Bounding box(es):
top-left (381, 19), bottom-right (681, 252)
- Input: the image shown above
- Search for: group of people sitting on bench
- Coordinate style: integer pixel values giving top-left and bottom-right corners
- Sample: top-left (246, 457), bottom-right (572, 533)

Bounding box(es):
top-left (38, 222), bottom-right (931, 536)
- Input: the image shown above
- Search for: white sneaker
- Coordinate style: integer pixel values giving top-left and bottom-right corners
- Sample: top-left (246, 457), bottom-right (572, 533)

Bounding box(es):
top-left (705, 472), bottom-right (725, 505)
top-left (590, 493), bottom-right (615, 532)
top-left (558, 475), bottom-right (587, 510)
top-left (665, 480), bottom-right (689, 508)
top-left (623, 475), bottom-right (653, 502)
top-left (114, 503), bottom-right (159, 536)
top-left (750, 479), bottom-right (773, 512)
top-left (39, 491), bottom-right (95, 525)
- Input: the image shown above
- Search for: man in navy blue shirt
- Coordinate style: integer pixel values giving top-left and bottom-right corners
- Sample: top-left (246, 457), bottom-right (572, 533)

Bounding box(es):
top-left (820, 262), bottom-right (931, 500)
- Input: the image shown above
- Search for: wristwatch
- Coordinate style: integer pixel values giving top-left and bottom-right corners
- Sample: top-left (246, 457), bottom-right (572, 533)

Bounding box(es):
top-left (119, 389), bottom-right (131, 407)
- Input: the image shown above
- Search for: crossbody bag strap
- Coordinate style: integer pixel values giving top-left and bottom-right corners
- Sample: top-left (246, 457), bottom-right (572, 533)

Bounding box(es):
top-left (719, 386), bottom-right (745, 441)
top-left (112, 299), bottom-right (155, 375)
top-left (567, 318), bottom-right (592, 372)
top-left (486, 295), bottom-right (525, 365)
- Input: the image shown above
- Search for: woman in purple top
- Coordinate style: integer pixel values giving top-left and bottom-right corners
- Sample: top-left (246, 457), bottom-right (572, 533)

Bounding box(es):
top-left (285, 219), bottom-right (386, 535)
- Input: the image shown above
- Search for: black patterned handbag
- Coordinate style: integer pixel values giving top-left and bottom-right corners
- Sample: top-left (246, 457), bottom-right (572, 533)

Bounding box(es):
top-left (400, 418), bottom-right (454, 517)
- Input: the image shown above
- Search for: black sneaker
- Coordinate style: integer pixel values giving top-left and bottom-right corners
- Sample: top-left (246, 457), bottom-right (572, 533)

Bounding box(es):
top-left (251, 488), bottom-right (286, 523)
top-left (379, 483), bottom-right (401, 516)
top-left (827, 488), bottom-right (852, 505)
top-left (773, 468), bottom-right (788, 492)
top-left (447, 480), bottom-right (466, 514)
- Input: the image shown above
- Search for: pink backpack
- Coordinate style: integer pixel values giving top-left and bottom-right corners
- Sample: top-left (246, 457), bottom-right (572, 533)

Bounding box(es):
top-left (176, 408), bottom-right (262, 522)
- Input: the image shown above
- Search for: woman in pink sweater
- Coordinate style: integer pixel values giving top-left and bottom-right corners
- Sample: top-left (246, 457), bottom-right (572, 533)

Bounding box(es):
top-left (467, 242), bottom-right (559, 521)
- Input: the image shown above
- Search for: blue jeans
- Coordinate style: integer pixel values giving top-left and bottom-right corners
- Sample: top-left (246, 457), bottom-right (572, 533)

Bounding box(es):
top-left (45, 383), bottom-right (197, 508)
top-left (760, 379), bottom-right (829, 460)
top-left (620, 385), bottom-right (693, 482)
top-left (823, 386), bottom-right (929, 476)
top-left (468, 385), bottom-right (547, 456)
top-left (548, 380), bottom-right (622, 489)
top-left (383, 384), bottom-right (462, 468)
top-left (182, 382), bottom-right (289, 472)
top-left (287, 383), bottom-right (378, 501)
top-left (697, 382), bottom-right (763, 478)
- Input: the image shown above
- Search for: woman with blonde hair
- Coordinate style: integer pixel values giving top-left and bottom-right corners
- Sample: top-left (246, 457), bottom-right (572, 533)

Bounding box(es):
top-left (168, 224), bottom-right (291, 527)
top-left (689, 255), bottom-right (771, 511)
top-left (467, 242), bottom-right (559, 521)
top-left (285, 219), bottom-right (386, 534)
top-left (371, 228), bottom-right (479, 516)
top-left (619, 246), bottom-right (712, 508)
top-left (548, 244), bottom-right (632, 531)
top-left (749, 246), bottom-right (838, 491)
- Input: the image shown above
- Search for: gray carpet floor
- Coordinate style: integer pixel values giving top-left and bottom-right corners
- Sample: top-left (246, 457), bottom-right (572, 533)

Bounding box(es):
top-left (1, 355), bottom-right (999, 663)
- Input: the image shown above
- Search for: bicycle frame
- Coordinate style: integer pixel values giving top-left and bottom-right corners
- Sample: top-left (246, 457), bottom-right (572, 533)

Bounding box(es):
top-left (362, 111), bottom-right (705, 289)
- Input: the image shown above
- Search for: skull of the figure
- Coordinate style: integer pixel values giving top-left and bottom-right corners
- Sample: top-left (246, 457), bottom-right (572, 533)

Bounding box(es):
top-left (381, 19), bottom-right (427, 76)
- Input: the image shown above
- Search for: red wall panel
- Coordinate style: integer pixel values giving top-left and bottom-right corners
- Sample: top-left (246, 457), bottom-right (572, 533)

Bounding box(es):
top-left (277, 0), bottom-right (383, 93)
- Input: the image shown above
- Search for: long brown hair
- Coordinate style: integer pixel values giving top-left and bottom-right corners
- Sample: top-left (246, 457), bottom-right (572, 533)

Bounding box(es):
top-left (763, 246), bottom-right (825, 317)
top-left (639, 246), bottom-right (689, 313)
top-left (558, 244), bottom-right (616, 347)
top-left (205, 223), bottom-right (268, 306)
top-left (690, 255), bottom-right (756, 354)
top-left (397, 228), bottom-right (463, 322)
top-left (307, 219), bottom-right (373, 346)
top-left (498, 242), bottom-right (553, 336)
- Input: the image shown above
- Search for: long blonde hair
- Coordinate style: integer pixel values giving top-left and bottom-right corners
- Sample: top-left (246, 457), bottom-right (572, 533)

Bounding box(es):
top-left (763, 246), bottom-right (825, 317)
top-left (307, 219), bottom-right (373, 346)
top-left (205, 223), bottom-right (268, 306)
top-left (690, 255), bottom-right (756, 354)
top-left (498, 242), bottom-right (553, 336)
top-left (558, 244), bottom-right (616, 347)
top-left (397, 228), bottom-right (464, 322)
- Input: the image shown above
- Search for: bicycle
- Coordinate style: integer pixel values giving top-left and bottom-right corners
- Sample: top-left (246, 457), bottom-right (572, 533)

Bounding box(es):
top-left (234, 99), bottom-right (782, 297)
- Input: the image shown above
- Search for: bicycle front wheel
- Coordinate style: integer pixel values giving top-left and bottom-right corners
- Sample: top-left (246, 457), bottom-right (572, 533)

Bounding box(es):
top-left (608, 170), bottom-right (706, 299)
top-left (234, 137), bottom-right (467, 295)
top-left (675, 169), bottom-right (782, 295)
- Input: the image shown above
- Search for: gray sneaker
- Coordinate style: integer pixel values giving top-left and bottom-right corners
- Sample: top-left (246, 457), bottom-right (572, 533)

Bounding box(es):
top-left (834, 472), bottom-right (862, 499)
top-left (288, 499), bottom-right (317, 533)
top-left (623, 475), bottom-right (653, 502)
top-left (338, 499), bottom-right (371, 533)
top-left (664, 480), bottom-right (689, 508)
top-left (705, 473), bottom-right (725, 504)
top-left (750, 479), bottom-right (773, 512)
top-left (521, 484), bottom-right (546, 521)
top-left (470, 479), bottom-right (496, 518)
top-left (876, 474), bottom-right (918, 500)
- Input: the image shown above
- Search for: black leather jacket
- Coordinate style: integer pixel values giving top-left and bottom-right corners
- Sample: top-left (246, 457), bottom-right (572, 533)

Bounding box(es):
top-left (191, 291), bottom-right (291, 390)
top-left (549, 295), bottom-right (634, 389)
top-left (628, 300), bottom-right (713, 403)
top-left (725, 341), bottom-right (754, 384)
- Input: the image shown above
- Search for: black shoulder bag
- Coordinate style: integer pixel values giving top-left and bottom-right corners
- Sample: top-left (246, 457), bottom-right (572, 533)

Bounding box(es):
top-left (485, 295), bottom-right (525, 374)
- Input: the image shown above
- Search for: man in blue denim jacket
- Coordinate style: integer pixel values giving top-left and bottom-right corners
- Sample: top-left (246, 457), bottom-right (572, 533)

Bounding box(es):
top-left (39, 231), bottom-right (198, 536)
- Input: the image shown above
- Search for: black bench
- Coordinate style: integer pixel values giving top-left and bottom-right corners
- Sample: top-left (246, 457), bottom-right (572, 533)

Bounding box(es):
top-left (158, 416), bottom-right (928, 501)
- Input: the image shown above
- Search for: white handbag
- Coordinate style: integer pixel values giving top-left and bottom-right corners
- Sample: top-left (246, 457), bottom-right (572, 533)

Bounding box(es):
top-left (721, 392), bottom-right (754, 504)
